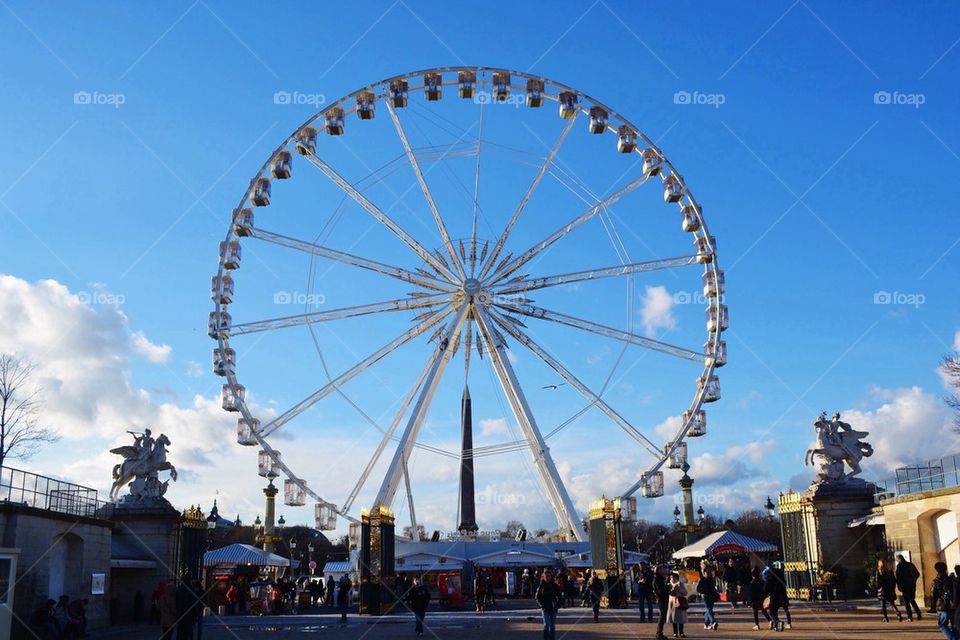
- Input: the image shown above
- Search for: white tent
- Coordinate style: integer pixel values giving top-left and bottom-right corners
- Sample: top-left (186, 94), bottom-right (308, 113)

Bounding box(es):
top-left (673, 530), bottom-right (777, 560)
top-left (203, 543), bottom-right (290, 568)
top-left (471, 548), bottom-right (559, 567)
top-left (395, 551), bottom-right (466, 573)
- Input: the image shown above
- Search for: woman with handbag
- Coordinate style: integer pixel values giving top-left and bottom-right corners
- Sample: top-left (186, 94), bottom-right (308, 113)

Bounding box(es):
top-left (666, 573), bottom-right (689, 638)
top-left (749, 567), bottom-right (770, 630)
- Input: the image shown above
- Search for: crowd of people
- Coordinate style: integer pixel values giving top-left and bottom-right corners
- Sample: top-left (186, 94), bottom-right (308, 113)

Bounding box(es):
top-left (29, 595), bottom-right (88, 639)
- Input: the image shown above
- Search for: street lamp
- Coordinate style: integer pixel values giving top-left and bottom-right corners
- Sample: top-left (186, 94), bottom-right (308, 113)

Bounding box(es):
top-left (765, 496), bottom-right (776, 521)
top-left (278, 514), bottom-right (286, 530)
top-left (697, 505), bottom-right (705, 526)
top-left (673, 505), bottom-right (681, 525)
top-left (206, 502), bottom-right (219, 531)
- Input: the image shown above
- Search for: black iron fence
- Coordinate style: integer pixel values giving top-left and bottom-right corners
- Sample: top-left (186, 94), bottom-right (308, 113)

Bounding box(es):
top-left (0, 465), bottom-right (106, 517)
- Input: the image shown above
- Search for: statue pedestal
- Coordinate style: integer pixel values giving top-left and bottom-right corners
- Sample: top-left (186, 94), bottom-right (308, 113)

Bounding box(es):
top-left (779, 479), bottom-right (883, 600)
top-left (103, 498), bottom-right (181, 624)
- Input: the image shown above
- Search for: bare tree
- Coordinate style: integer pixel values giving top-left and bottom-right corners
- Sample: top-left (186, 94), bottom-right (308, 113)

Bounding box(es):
top-left (943, 352), bottom-right (960, 432)
top-left (0, 354), bottom-right (59, 467)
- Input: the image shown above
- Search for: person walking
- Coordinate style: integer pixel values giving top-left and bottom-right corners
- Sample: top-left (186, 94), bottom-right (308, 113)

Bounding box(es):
top-left (877, 559), bottom-right (903, 622)
top-left (588, 570), bottom-right (604, 622)
top-left (932, 562), bottom-right (955, 640)
top-left (765, 567), bottom-right (793, 630)
top-left (697, 566), bottom-right (719, 630)
top-left (158, 583), bottom-right (178, 640)
top-left (637, 562), bottom-right (654, 623)
top-left (474, 569), bottom-right (488, 612)
top-left (895, 554), bottom-right (922, 621)
top-left (654, 565), bottom-right (671, 640)
top-left (409, 576), bottom-right (431, 638)
top-left (722, 559), bottom-right (739, 608)
top-left (176, 579), bottom-right (199, 640)
top-left (535, 567), bottom-right (562, 640)
top-left (749, 566), bottom-right (770, 630)
top-left (326, 575), bottom-right (335, 606)
top-left (738, 561), bottom-right (752, 608)
top-left (666, 573), bottom-right (689, 638)
top-left (337, 575), bottom-right (352, 624)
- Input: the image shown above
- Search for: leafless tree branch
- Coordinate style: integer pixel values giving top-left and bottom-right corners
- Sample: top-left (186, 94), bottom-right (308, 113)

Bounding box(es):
top-left (0, 353), bottom-right (60, 467)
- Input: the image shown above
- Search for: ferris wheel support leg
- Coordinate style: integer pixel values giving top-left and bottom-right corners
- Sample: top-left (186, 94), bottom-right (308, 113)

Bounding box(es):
top-left (401, 455), bottom-right (420, 541)
top-left (473, 309), bottom-right (584, 542)
top-left (374, 305), bottom-right (470, 510)
top-left (487, 308), bottom-right (662, 459)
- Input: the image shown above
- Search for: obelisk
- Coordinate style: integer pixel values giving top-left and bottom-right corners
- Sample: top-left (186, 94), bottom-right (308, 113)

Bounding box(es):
top-left (458, 385), bottom-right (479, 534)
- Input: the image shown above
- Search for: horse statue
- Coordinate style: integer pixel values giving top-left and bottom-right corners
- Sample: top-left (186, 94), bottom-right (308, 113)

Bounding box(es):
top-left (110, 430), bottom-right (177, 501)
top-left (804, 412), bottom-right (873, 482)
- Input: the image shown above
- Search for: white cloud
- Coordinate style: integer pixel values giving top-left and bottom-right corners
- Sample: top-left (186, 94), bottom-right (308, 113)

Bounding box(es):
top-left (131, 330), bottom-right (172, 363)
top-left (639, 285), bottom-right (676, 337)
top-left (479, 417), bottom-right (510, 437)
top-left (654, 414), bottom-right (683, 443)
top-left (689, 440), bottom-right (777, 484)
top-left (186, 361), bottom-right (203, 378)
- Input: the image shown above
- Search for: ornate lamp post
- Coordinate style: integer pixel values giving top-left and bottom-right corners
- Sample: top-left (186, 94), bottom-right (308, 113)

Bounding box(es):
top-left (765, 496), bottom-right (777, 521)
top-left (675, 462), bottom-right (707, 546)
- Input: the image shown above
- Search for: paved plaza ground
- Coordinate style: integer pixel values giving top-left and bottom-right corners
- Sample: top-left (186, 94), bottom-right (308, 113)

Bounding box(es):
top-left (89, 601), bottom-right (946, 639)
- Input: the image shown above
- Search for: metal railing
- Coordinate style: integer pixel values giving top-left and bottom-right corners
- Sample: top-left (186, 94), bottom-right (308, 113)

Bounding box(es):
top-left (874, 453), bottom-right (960, 501)
top-left (0, 465), bottom-right (106, 517)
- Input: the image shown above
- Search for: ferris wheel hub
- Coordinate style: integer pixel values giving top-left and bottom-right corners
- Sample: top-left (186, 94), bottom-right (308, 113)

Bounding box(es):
top-left (462, 278), bottom-right (482, 297)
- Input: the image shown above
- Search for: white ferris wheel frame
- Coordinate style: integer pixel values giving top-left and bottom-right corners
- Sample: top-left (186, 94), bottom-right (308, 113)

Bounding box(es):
top-left (212, 65), bottom-right (726, 541)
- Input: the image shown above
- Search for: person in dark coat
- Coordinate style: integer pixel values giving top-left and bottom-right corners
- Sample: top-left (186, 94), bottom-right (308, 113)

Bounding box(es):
top-left (587, 570), bottom-right (604, 623)
top-left (408, 576), bottom-right (431, 638)
top-left (763, 567), bottom-right (792, 630)
top-left (749, 566), bottom-right (770, 630)
top-left (326, 575), bottom-right (335, 606)
top-left (535, 567), bottom-right (562, 640)
top-left (474, 569), bottom-right (488, 612)
top-left (175, 580), bottom-right (199, 640)
top-left (697, 567), bottom-right (719, 630)
top-left (738, 561), bottom-right (753, 607)
top-left (931, 562), bottom-right (954, 640)
top-left (895, 554), bottom-right (922, 621)
top-left (337, 575), bottom-right (352, 623)
top-left (653, 565), bottom-right (670, 640)
top-left (636, 562), bottom-right (654, 623)
top-left (877, 559), bottom-right (903, 622)
top-left (722, 559), bottom-right (739, 607)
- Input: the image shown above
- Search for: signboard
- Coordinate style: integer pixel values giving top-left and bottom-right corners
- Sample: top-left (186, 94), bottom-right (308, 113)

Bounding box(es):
top-left (91, 573), bottom-right (105, 595)
top-left (308, 561), bottom-right (317, 571)
top-left (711, 544), bottom-right (746, 556)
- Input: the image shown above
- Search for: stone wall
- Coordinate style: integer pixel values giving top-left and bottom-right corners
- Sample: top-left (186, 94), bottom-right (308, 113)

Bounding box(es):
top-left (0, 503), bottom-right (112, 638)
top-left (882, 486), bottom-right (960, 607)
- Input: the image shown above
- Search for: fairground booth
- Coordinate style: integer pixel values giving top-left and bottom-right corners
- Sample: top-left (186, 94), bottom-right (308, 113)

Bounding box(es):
top-left (673, 530), bottom-right (778, 598)
top-left (202, 543), bottom-right (294, 612)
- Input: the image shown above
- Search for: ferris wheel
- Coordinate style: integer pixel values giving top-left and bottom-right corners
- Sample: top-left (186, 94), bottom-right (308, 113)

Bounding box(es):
top-left (209, 66), bottom-right (726, 542)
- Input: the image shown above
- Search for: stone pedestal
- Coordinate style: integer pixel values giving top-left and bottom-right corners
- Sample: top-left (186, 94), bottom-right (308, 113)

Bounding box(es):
top-left (779, 479), bottom-right (882, 600)
top-left (104, 498), bottom-right (181, 624)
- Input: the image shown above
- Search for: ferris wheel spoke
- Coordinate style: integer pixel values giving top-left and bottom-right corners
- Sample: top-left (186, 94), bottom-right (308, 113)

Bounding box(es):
top-left (231, 294), bottom-right (451, 336)
top-left (479, 114), bottom-right (578, 280)
top-left (259, 306), bottom-right (454, 437)
top-left (300, 148), bottom-right (459, 282)
top-left (493, 254), bottom-right (699, 296)
top-left (472, 307), bottom-right (584, 542)
top-left (487, 308), bottom-right (662, 459)
top-left (485, 172), bottom-right (652, 286)
top-left (252, 227), bottom-right (456, 293)
top-left (342, 352), bottom-right (436, 514)
top-left (384, 99), bottom-right (466, 280)
top-left (493, 300), bottom-right (705, 363)
top-left (374, 305), bottom-right (471, 509)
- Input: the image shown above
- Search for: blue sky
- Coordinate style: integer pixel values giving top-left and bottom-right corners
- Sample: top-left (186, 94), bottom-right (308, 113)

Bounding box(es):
top-left (1, 1), bottom-right (958, 536)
